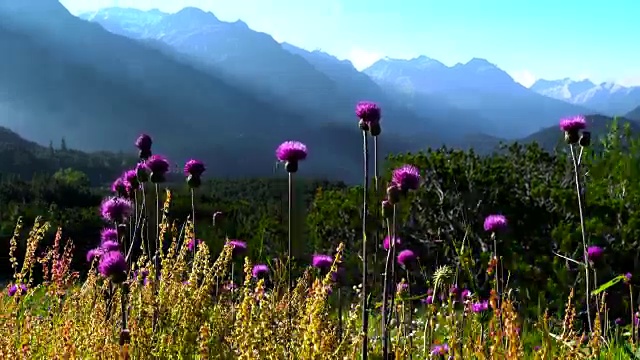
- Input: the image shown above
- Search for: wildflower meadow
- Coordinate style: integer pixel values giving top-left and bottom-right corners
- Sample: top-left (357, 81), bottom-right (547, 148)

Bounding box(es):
top-left (2, 102), bottom-right (640, 359)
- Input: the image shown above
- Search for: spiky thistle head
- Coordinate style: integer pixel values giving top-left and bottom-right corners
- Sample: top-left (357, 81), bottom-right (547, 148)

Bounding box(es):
top-left (397, 249), bottom-right (416, 267)
top-left (122, 169), bottom-right (140, 190)
top-left (226, 239), bottom-right (247, 258)
top-left (587, 245), bottom-right (604, 262)
top-left (276, 140), bottom-right (308, 162)
top-left (311, 254), bottom-right (333, 270)
top-left (432, 264), bottom-right (454, 297)
top-left (252, 264), bottom-right (269, 279)
top-left (391, 165), bottom-right (421, 192)
top-left (97, 250), bottom-right (127, 284)
top-left (145, 155), bottom-right (170, 175)
top-left (100, 228), bottom-right (118, 243)
top-left (559, 115), bottom-right (586, 132)
top-left (135, 133), bottom-right (153, 159)
top-left (484, 214), bottom-right (507, 233)
top-left (383, 235), bottom-right (401, 251)
top-left (355, 101), bottom-right (381, 124)
top-left (100, 197), bottom-right (133, 223)
top-left (184, 159), bottom-right (206, 177)
top-left (111, 177), bottom-right (127, 196)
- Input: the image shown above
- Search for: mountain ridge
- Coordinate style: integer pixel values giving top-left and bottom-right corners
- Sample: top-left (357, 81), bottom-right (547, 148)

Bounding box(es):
top-left (531, 77), bottom-right (640, 116)
top-left (80, 6), bottom-right (451, 138)
top-left (363, 57), bottom-right (594, 138)
top-left (0, 0), bottom-right (399, 181)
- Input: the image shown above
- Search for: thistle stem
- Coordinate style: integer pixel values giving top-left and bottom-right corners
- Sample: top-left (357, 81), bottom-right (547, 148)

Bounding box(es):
top-left (381, 217), bottom-right (393, 358)
top-left (154, 183), bottom-right (160, 277)
top-left (287, 171), bottom-right (294, 349)
top-left (570, 144), bottom-right (592, 333)
top-left (191, 187), bottom-right (197, 271)
top-left (361, 129), bottom-right (369, 360)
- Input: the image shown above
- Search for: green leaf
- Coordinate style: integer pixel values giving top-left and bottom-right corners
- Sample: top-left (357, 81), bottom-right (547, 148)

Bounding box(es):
top-left (591, 275), bottom-right (625, 296)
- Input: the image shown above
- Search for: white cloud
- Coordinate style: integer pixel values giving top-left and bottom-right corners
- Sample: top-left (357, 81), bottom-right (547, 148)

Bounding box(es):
top-left (347, 48), bottom-right (383, 71)
top-left (508, 69), bottom-right (537, 88)
top-left (619, 75), bottom-right (640, 87)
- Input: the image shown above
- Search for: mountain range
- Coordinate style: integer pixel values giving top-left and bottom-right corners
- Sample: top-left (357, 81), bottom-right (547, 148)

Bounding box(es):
top-left (531, 78), bottom-right (640, 116)
top-left (81, 6), bottom-right (603, 139)
top-left (0, 1), bottom-right (638, 182)
top-left (627, 106), bottom-right (640, 121)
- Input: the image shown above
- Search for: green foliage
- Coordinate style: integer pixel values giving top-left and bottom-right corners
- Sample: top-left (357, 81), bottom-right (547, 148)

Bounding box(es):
top-left (307, 122), bottom-right (640, 320)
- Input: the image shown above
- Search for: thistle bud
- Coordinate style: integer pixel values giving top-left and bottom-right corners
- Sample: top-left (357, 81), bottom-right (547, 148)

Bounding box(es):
top-left (136, 165), bottom-right (149, 183)
top-left (564, 130), bottom-right (580, 144)
top-left (579, 131), bottom-right (591, 147)
top-left (150, 172), bottom-right (166, 184)
top-left (285, 160), bottom-right (299, 173)
top-left (358, 119), bottom-right (369, 132)
top-left (187, 174), bottom-right (202, 188)
top-left (139, 149), bottom-right (152, 160)
top-left (386, 185), bottom-right (401, 204)
top-left (381, 200), bottom-right (393, 219)
top-left (369, 121), bottom-right (381, 136)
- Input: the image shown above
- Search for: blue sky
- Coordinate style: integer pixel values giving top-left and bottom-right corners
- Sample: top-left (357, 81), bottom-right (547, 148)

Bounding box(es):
top-left (60, 0), bottom-right (640, 87)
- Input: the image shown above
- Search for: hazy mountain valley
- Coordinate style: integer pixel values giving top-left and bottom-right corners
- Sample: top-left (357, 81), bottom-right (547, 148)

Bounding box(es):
top-left (0, 1), bottom-right (638, 182)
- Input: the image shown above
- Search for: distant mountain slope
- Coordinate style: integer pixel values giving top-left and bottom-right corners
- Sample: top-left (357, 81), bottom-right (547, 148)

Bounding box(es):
top-left (531, 78), bottom-right (640, 116)
top-left (0, 126), bottom-right (130, 183)
top-left (626, 106), bottom-right (640, 121)
top-left (521, 115), bottom-right (640, 151)
top-left (0, 0), bottom-right (404, 181)
top-left (364, 57), bottom-right (594, 138)
top-left (80, 7), bottom-right (450, 138)
top-left (280, 43), bottom-right (494, 136)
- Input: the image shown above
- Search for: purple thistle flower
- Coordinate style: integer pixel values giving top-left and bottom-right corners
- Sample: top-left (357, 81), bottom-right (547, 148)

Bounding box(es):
top-left (122, 169), bottom-right (140, 189)
top-left (396, 282), bottom-right (409, 293)
top-left (461, 289), bottom-right (471, 299)
top-left (430, 343), bottom-right (450, 356)
top-left (98, 251), bottom-right (127, 283)
top-left (145, 155), bottom-right (170, 175)
top-left (111, 177), bottom-right (127, 196)
top-left (559, 115), bottom-right (587, 132)
top-left (449, 285), bottom-right (459, 297)
top-left (312, 254), bottom-right (333, 270)
top-left (355, 101), bottom-right (381, 124)
top-left (484, 214), bottom-right (507, 232)
top-left (615, 317), bottom-right (623, 326)
top-left (187, 238), bottom-right (203, 252)
top-left (184, 159), bottom-right (206, 177)
top-left (383, 235), bottom-right (401, 251)
top-left (421, 295), bottom-right (434, 305)
top-left (226, 239), bottom-right (247, 257)
top-left (625, 272), bottom-right (632, 284)
top-left (100, 228), bottom-right (119, 243)
top-left (135, 134), bottom-right (152, 152)
top-left (100, 197), bottom-right (133, 223)
top-left (471, 300), bottom-right (490, 313)
top-left (7, 284), bottom-right (27, 297)
top-left (252, 264), bottom-right (269, 279)
top-left (100, 240), bottom-right (120, 252)
top-left (87, 248), bottom-right (102, 262)
top-left (391, 165), bottom-right (421, 192)
top-left (587, 245), bottom-right (604, 262)
top-left (397, 249), bottom-right (416, 267)
top-left (275, 140), bottom-right (308, 163)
